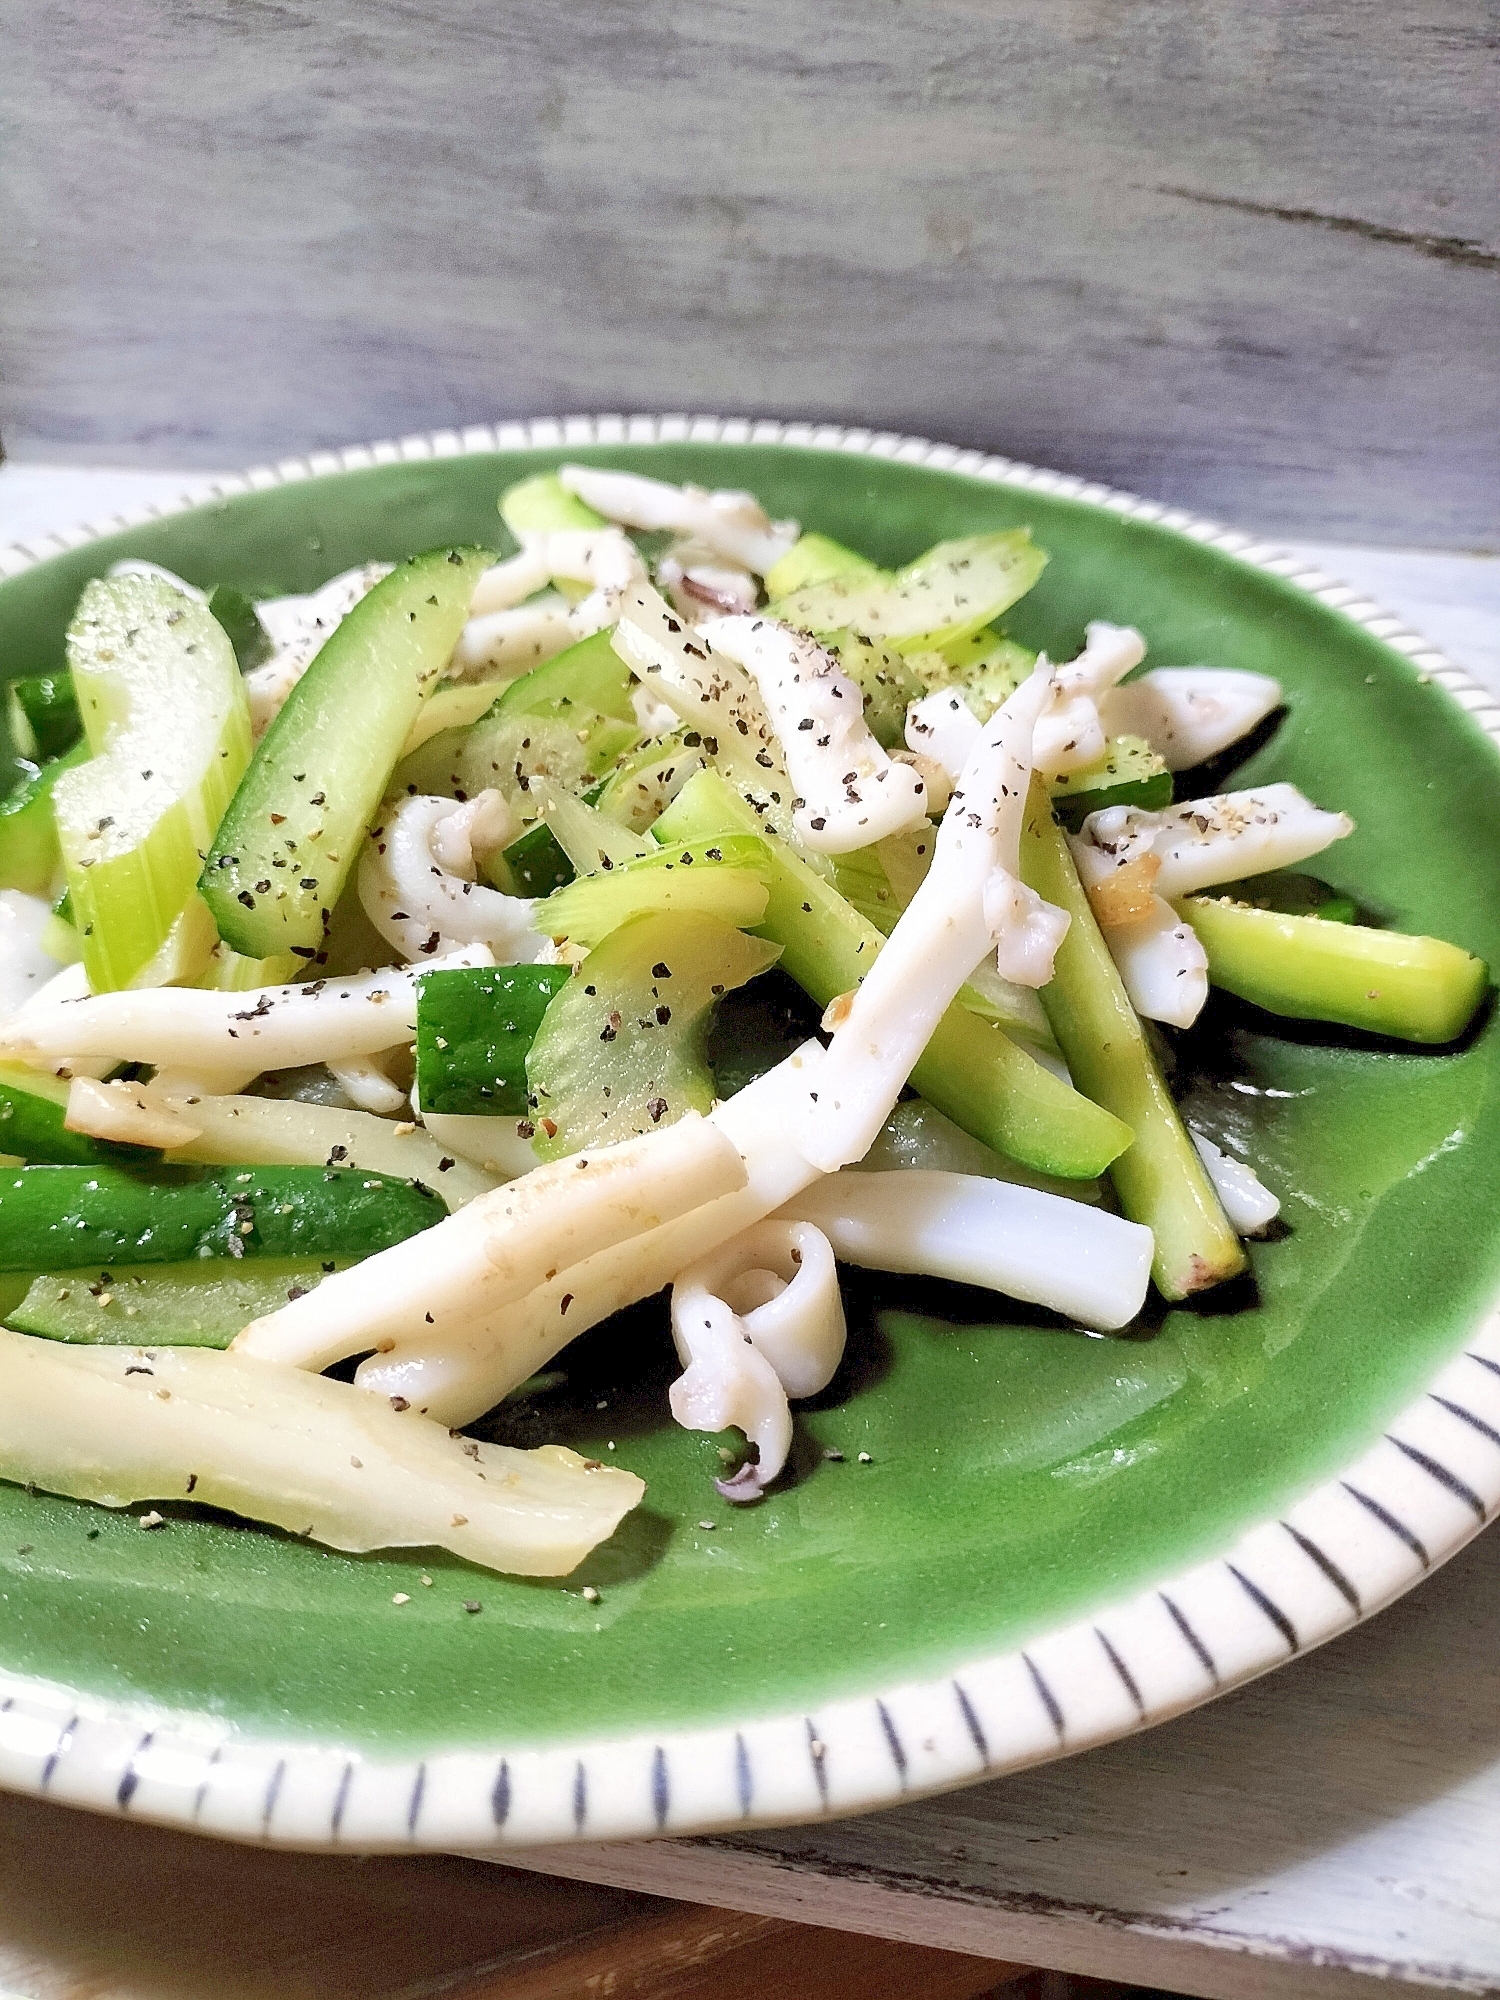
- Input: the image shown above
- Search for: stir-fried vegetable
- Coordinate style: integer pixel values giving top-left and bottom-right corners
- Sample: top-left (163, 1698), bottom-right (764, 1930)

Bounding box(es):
top-left (6, 673), bottom-right (81, 763)
top-left (10, 1258), bottom-right (350, 1347)
top-left (415, 962), bottom-right (570, 1116)
top-left (0, 742), bottom-right (91, 896)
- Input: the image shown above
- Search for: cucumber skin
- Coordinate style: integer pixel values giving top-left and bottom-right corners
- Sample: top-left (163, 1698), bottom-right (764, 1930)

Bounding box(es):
top-left (654, 771), bottom-right (1131, 1181)
top-left (1181, 896), bottom-right (1490, 1044)
top-left (8, 674), bottom-right (82, 762)
top-left (415, 964), bottom-right (571, 1116)
top-left (0, 1165), bottom-right (444, 1273)
top-left (0, 742), bottom-right (91, 896)
top-left (1020, 793), bottom-right (1244, 1299)
top-left (0, 1068), bottom-right (150, 1168)
top-left (9, 1257), bottom-right (346, 1347)
top-left (201, 547), bottom-right (494, 961)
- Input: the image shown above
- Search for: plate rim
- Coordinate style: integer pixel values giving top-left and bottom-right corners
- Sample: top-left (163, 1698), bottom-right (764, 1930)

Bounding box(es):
top-left (1, 411), bottom-right (1497, 1852)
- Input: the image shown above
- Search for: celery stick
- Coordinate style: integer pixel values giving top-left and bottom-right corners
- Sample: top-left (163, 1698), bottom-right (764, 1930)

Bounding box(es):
top-left (1020, 791), bottom-right (1244, 1297)
top-left (0, 743), bottom-right (89, 895)
top-left (415, 963), bottom-right (570, 1116)
top-left (7, 674), bottom-right (81, 762)
top-left (197, 940), bottom-right (300, 991)
top-left (55, 575), bottom-right (253, 992)
top-left (770, 530), bottom-right (1047, 654)
top-left (764, 532), bottom-right (880, 600)
top-left (10, 1257), bottom-right (348, 1347)
top-left (594, 731), bottom-right (707, 832)
top-left (1180, 896), bottom-right (1489, 1043)
top-left (526, 910), bottom-right (779, 1158)
top-left (821, 631), bottom-right (924, 748)
top-left (654, 770), bottom-right (1130, 1179)
top-left (201, 547), bottom-right (492, 962)
top-left (539, 834), bottom-right (772, 946)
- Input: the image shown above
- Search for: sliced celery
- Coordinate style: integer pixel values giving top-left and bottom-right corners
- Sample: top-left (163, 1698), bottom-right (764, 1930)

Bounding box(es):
top-left (654, 770), bottom-right (1130, 1179)
top-left (821, 630), bottom-right (925, 748)
top-left (763, 532), bottom-right (880, 601)
top-left (55, 576), bottom-right (253, 992)
top-left (594, 731), bottom-right (707, 832)
top-left (1049, 735), bottom-right (1173, 830)
top-left (0, 742), bottom-right (90, 895)
top-left (526, 910), bottom-right (779, 1158)
top-left (540, 834), bottom-right (773, 946)
top-left (1020, 790), bottom-right (1244, 1298)
top-left (201, 547), bottom-right (492, 962)
top-left (1179, 896), bottom-right (1489, 1043)
top-left (534, 785), bottom-right (654, 874)
top-left (770, 530), bottom-right (1047, 654)
top-left (910, 629), bottom-right (1037, 715)
top-left (197, 939), bottom-right (300, 991)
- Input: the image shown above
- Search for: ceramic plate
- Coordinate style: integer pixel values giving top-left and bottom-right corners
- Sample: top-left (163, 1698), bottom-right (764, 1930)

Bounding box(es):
top-left (1, 418), bottom-right (1497, 1852)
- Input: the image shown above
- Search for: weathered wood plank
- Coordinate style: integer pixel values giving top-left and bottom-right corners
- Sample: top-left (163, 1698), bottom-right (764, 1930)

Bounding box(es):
top-left (507, 1522), bottom-right (1500, 1999)
top-left (2, 1), bottom-right (1495, 543)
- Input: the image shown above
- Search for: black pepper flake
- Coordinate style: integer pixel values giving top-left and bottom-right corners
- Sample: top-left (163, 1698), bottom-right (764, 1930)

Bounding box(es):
top-left (390, 1395), bottom-right (409, 1411)
top-left (237, 890), bottom-right (256, 909)
top-left (463, 1599), bottom-right (482, 1614)
top-left (651, 961), bottom-right (671, 979)
top-left (655, 1004), bottom-right (672, 1024)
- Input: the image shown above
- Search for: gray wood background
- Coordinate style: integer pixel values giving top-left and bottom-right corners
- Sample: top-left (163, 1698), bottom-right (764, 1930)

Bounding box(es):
top-left (1, 1), bottom-right (1496, 545)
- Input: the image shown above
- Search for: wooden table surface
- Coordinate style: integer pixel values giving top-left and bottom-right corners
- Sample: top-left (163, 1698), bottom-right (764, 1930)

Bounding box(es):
top-left (0, 468), bottom-right (1497, 2000)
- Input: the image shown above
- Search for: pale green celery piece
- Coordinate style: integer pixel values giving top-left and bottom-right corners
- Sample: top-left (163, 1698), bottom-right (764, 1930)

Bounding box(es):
top-left (594, 731), bottom-right (708, 833)
top-left (526, 910), bottom-right (780, 1159)
top-left (10, 1258), bottom-right (349, 1347)
top-left (1179, 895), bottom-right (1490, 1044)
top-left (1048, 734), bottom-right (1172, 830)
top-left (394, 704), bottom-right (637, 815)
top-left (39, 912), bottom-right (82, 967)
top-left (1020, 785), bottom-right (1244, 1299)
top-left (539, 834), bottom-right (772, 947)
top-left (857, 1099), bottom-right (1104, 1204)
top-left (821, 630), bottom-right (924, 748)
top-left (493, 629), bottom-right (638, 727)
top-left (763, 532), bottom-right (882, 601)
top-left (499, 476), bottom-right (607, 608)
top-left (533, 783), bottom-right (654, 875)
top-left (202, 547), bottom-right (493, 962)
top-left (197, 939), bottom-right (300, 991)
top-left (654, 769), bottom-right (1130, 1180)
top-left (769, 530), bottom-right (1047, 655)
top-left (56, 575), bottom-right (253, 992)
top-left (911, 630), bottom-right (1038, 715)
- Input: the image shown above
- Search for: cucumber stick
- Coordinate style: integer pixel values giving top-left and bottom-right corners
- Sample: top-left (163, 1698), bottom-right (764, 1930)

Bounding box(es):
top-left (10, 1258), bottom-right (348, 1347)
top-left (499, 476), bottom-right (606, 606)
top-left (539, 834), bottom-right (773, 946)
top-left (1180, 896), bottom-right (1489, 1044)
top-left (0, 1064), bottom-right (144, 1167)
top-left (1020, 791), bottom-right (1244, 1298)
top-left (54, 575), bottom-right (253, 992)
top-left (0, 742), bottom-right (90, 895)
top-left (0, 1164), bottom-right (444, 1273)
top-left (1048, 735), bottom-right (1172, 830)
top-left (7, 674), bottom-right (82, 762)
top-left (654, 770), bottom-right (1130, 1180)
top-left (763, 532), bottom-right (880, 601)
top-left (527, 910), bottom-right (779, 1158)
top-left (202, 547), bottom-right (493, 961)
top-left (415, 963), bottom-right (571, 1116)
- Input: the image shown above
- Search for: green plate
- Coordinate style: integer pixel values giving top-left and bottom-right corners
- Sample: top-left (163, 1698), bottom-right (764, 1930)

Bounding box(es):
top-left (0, 419), bottom-right (1496, 1850)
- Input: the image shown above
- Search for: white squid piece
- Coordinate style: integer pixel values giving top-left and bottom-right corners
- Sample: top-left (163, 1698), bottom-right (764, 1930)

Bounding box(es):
top-left (1072, 785), bottom-right (1354, 904)
top-left (326, 1053), bottom-right (409, 1116)
top-left (1032, 622), bottom-right (1147, 777)
top-left (0, 947), bottom-right (493, 1076)
top-left (557, 464), bottom-right (799, 576)
top-left (796, 664), bottom-right (1069, 1173)
top-left (904, 686), bottom-right (982, 783)
top-left (698, 615), bottom-right (929, 854)
top-left (242, 563), bottom-right (391, 736)
top-left (358, 790), bottom-right (545, 964)
top-left (452, 527), bottom-right (648, 679)
top-left (1104, 897), bottom-right (1211, 1030)
top-left (785, 1172), bottom-right (1153, 1331)
top-left (670, 1219), bottom-right (846, 1499)
top-left (1100, 668), bottom-right (1284, 771)
top-left (331, 1046), bottom-right (829, 1427)
top-left (235, 1110), bottom-right (750, 1375)
top-left (1190, 1131), bottom-right (1281, 1236)
top-left (657, 547), bottom-right (760, 621)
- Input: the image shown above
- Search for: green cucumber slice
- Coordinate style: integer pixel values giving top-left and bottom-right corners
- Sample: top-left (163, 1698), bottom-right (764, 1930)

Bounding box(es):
top-left (770, 529), bottom-right (1047, 654)
top-left (0, 1164), bottom-right (445, 1273)
top-left (763, 532), bottom-right (880, 600)
top-left (0, 1064), bottom-right (148, 1167)
top-left (539, 834), bottom-right (773, 946)
top-left (1048, 735), bottom-right (1173, 829)
top-left (7, 674), bottom-right (82, 762)
top-left (415, 963), bottom-right (571, 1116)
top-left (201, 547), bottom-right (493, 962)
top-left (0, 742), bottom-right (90, 896)
top-left (526, 910), bottom-right (779, 1158)
top-left (9, 1257), bottom-right (348, 1347)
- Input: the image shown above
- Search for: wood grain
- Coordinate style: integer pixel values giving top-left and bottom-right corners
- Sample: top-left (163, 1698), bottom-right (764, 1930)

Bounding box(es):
top-left (505, 1521), bottom-right (1500, 2000)
top-left (2, 1), bottom-right (1496, 543)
